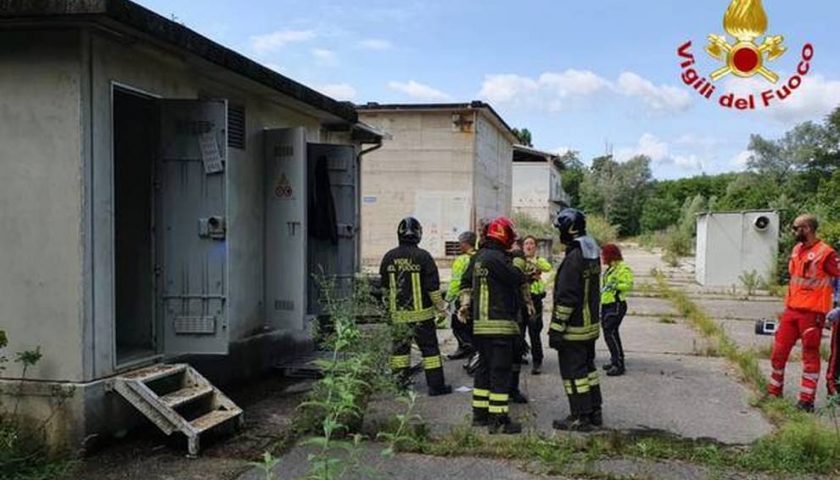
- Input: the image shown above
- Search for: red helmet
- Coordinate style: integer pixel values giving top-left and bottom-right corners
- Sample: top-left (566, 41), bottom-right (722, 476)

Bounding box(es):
top-left (486, 216), bottom-right (517, 249)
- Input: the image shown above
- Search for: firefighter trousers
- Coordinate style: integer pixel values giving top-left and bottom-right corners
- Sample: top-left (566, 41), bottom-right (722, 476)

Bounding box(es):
top-left (390, 319), bottom-right (446, 390)
top-left (558, 340), bottom-right (601, 417)
top-left (473, 337), bottom-right (515, 418)
top-left (768, 308), bottom-right (824, 404)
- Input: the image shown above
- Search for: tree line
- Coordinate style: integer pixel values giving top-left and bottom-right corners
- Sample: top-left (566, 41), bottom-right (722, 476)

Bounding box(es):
top-left (558, 106), bottom-right (840, 275)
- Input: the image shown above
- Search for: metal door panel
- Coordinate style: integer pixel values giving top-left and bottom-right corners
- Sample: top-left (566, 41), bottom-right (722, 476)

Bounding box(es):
top-left (265, 128), bottom-right (307, 330)
top-left (158, 99), bottom-right (228, 355)
top-left (307, 143), bottom-right (357, 314)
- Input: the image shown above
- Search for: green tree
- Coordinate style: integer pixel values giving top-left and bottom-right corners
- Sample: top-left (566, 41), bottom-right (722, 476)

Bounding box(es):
top-left (640, 195), bottom-right (681, 233)
top-left (512, 127), bottom-right (533, 147)
top-left (559, 150), bottom-right (585, 207)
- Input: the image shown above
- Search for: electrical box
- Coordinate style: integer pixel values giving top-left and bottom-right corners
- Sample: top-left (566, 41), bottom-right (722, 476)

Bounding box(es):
top-left (695, 211), bottom-right (780, 287)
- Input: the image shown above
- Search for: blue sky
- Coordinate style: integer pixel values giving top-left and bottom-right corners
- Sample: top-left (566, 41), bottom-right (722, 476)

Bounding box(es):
top-left (136, 0), bottom-right (840, 179)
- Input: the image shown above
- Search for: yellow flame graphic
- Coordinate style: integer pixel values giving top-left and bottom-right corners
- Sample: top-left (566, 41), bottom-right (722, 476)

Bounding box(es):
top-left (723, 0), bottom-right (768, 41)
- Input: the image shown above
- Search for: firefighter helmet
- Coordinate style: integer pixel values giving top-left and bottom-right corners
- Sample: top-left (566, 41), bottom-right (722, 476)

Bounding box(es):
top-left (397, 217), bottom-right (423, 244)
top-left (486, 216), bottom-right (517, 249)
top-left (554, 208), bottom-right (587, 245)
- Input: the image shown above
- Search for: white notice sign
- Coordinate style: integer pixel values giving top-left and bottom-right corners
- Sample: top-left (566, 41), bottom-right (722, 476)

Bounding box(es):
top-left (199, 133), bottom-right (224, 174)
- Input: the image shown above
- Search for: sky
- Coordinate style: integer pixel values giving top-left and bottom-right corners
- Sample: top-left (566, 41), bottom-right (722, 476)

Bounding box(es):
top-left (135, 0), bottom-right (840, 179)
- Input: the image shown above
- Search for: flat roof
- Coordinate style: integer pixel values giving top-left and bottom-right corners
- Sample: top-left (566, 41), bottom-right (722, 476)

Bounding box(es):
top-left (0, 0), bottom-right (358, 124)
top-left (357, 101), bottom-right (518, 142)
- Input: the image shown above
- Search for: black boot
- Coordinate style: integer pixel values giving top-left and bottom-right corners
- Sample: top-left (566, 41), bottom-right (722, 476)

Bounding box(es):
top-left (511, 390), bottom-right (529, 404)
top-left (531, 361), bottom-right (542, 375)
top-left (448, 346), bottom-right (473, 360)
top-left (472, 408), bottom-right (490, 427)
top-left (601, 363), bottom-right (614, 371)
top-left (589, 409), bottom-right (603, 427)
top-left (464, 352), bottom-right (480, 376)
top-left (552, 415), bottom-right (593, 432)
top-left (606, 364), bottom-right (625, 377)
top-left (488, 414), bottom-right (522, 435)
top-left (428, 384), bottom-right (453, 397)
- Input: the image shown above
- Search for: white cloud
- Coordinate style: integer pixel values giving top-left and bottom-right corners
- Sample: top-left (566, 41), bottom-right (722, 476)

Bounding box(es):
top-left (616, 133), bottom-right (670, 163)
top-left (358, 39), bottom-right (393, 51)
top-left (616, 72), bottom-right (693, 113)
top-left (250, 29), bottom-right (316, 54)
top-left (388, 80), bottom-right (450, 101)
top-left (553, 146), bottom-right (574, 155)
top-left (312, 48), bottom-right (338, 66)
top-left (616, 133), bottom-right (705, 172)
top-left (723, 74), bottom-right (840, 124)
top-left (478, 70), bottom-right (691, 113)
top-left (317, 83), bottom-right (357, 101)
top-left (731, 150), bottom-right (753, 170)
top-left (478, 70), bottom-right (610, 112)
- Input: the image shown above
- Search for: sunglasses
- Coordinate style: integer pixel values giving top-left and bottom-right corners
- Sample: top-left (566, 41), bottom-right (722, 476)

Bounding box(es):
top-left (791, 225), bottom-right (807, 232)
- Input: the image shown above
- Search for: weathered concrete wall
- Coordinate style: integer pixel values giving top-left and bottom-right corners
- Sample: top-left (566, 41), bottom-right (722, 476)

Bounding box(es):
top-left (512, 163), bottom-right (551, 223)
top-left (474, 113), bottom-right (513, 222)
top-left (0, 30), bottom-right (85, 382)
top-left (359, 111), bottom-right (474, 261)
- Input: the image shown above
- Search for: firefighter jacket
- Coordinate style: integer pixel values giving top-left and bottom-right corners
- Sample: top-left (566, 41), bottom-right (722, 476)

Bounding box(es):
top-left (380, 243), bottom-right (444, 323)
top-left (462, 240), bottom-right (528, 337)
top-left (550, 236), bottom-right (601, 343)
top-left (786, 241), bottom-right (840, 314)
top-left (445, 250), bottom-right (475, 302)
top-left (601, 260), bottom-right (634, 305)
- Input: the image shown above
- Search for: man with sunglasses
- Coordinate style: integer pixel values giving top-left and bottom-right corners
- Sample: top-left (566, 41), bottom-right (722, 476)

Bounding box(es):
top-left (767, 215), bottom-right (840, 412)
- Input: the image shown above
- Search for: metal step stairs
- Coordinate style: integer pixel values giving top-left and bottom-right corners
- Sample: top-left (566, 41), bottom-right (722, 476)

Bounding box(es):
top-left (112, 363), bottom-right (243, 456)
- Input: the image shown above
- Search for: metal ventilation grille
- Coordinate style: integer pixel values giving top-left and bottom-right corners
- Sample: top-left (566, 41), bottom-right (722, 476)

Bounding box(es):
top-left (445, 241), bottom-right (460, 257)
top-left (227, 104), bottom-right (245, 150)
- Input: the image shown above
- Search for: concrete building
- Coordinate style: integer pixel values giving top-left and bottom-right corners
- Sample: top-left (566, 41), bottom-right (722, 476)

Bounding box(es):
top-left (0, 0), bottom-right (382, 453)
top-left (357, 102), bottom-right (518, 263)
top-left (695, 211), bottom-right (780, 287)
top-left (512, 145), bottom-right (569, 223)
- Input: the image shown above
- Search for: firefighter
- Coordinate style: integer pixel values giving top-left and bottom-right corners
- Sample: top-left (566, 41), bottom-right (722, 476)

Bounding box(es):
top-left (522, 235), bottom-right (553, 375)
top-left (600, 243), bottom-right (634, 377)
top-left (445, 231), bottom-right (478, 360)
top-left (549, 208), bottom-right (603, 432)
top-left (508, 240), bottom-right (536, 404)
top-left (380, 217), bottom-right (452, 397)
top-left (459, 217), bottom-right (528, 434)
top-left (768, 215), bottom-right (840, 411)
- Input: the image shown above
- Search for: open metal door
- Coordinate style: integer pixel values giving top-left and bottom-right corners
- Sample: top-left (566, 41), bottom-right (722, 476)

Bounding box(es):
top-left (157, 99), bottom-right (229, 355)
top-left (306, 144), bottom-right (358, 314)
top-left (265, 128), bottom-right (308, 331)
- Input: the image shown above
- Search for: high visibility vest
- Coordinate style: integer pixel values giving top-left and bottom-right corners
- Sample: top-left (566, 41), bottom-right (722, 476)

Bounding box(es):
top-left (786, 241), bottom-right (836, 314)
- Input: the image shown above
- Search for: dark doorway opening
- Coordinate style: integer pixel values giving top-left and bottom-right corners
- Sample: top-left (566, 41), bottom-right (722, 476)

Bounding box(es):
top-left (113, 86), bottom-right (158, 365)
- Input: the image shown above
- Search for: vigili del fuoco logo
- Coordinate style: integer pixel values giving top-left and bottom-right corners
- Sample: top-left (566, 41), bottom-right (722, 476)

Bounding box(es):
top-left (677, 0), bottom-right (814, 110)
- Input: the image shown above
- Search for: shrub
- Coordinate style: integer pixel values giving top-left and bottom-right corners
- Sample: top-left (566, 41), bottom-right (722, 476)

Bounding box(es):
top-left (587, 215), bottom-right (619, 245)
top-left (664, 226), bottom-right (693, 258)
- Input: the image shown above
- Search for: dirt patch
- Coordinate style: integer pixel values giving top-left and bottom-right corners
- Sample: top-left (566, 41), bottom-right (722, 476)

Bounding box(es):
top-left (61, 376), bottom-right (311, 480)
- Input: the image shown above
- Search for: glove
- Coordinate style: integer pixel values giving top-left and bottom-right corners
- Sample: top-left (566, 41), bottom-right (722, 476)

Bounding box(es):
top-left (435, 312), bottom-right (448, 329)
top-left (828, 308), bottom-right (840, 326)
top-left (521, 284), bottom-right (536, 320)
top-left (548, 329), bottom-right (564, 350)
top-left (457, 289), bottom-right (472, 324)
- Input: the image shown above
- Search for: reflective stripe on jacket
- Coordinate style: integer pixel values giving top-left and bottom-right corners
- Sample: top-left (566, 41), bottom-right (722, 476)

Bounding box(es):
top-left (550, 236), bottom-right (601, 342)
top-left (445, 251), bottom-right (475, 302)
top-left (786, 241), bottom-right (836, 314)
top-left (601, 260), bottom-right (634, 305)
top-left (463, 240), bottom-right (527, 336)
top-left (528, 256), bottom-right (553, 295)
top-left (380, 244), bottom-right (441, 323)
